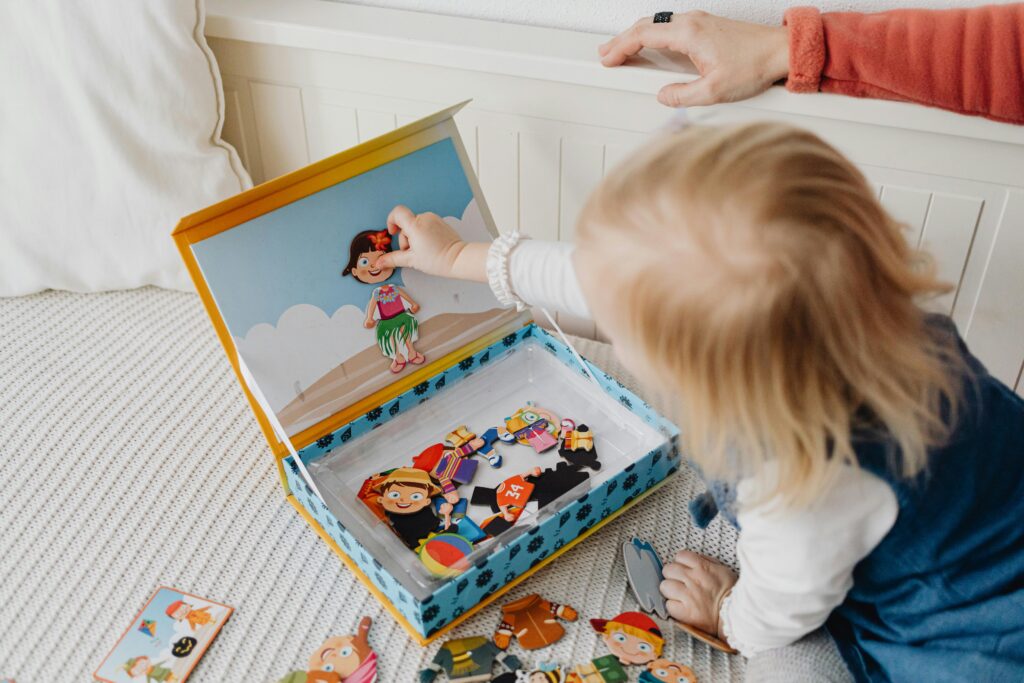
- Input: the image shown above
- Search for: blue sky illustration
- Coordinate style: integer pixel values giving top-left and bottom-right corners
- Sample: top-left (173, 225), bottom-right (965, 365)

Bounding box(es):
top-left (192, 138), bottom-right (474, 337)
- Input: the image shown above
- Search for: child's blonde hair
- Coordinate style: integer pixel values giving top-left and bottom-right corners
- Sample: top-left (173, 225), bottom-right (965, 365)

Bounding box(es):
top-left (578, 122), bottom-right (962, 507)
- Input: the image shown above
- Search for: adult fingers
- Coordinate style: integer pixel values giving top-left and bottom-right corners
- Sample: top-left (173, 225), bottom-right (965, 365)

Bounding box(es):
top-left (386, 204), bottom-right (417, 235)
top-left (657, 76), bottom-right (721, 108)
top-left (600, 20), bottom-right (681, 67)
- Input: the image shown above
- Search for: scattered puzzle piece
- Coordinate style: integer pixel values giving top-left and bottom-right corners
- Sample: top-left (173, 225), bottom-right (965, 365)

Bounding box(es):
top-left (639, 659), bottom-right (697, 683)
top-left (419, 636), bottom-right (521, 682)
top-left (494, 594), bottom-right (578, 650)
top-left (623, 538), bottom-right (669, 620)
top-left (590, 612), bottom-right (664, 666)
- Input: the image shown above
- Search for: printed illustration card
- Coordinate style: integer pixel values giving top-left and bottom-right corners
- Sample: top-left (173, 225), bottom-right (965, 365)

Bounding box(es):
top-left (94, 587), bottom-right (232, 683)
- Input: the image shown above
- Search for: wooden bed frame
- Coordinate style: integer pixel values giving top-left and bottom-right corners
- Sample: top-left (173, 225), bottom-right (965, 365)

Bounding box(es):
top-left (205, 0), bottom-right (1024, 396)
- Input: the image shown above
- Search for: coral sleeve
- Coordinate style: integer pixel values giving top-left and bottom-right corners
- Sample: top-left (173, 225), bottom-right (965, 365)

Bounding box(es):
top-left (784, 5), bottom-right (1024, 125)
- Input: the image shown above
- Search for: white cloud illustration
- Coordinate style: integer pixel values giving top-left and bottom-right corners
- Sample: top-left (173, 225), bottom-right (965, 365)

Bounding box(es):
top-left (235, 198), bottom-right (502, 413)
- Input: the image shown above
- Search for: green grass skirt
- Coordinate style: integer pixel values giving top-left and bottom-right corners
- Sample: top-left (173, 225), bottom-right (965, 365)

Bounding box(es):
top-left (376, 311), bottom-right (419, 359)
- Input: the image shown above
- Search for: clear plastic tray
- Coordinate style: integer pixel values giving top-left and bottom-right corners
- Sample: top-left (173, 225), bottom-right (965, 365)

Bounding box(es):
top-left (308, 338), bottom-right (665, 599)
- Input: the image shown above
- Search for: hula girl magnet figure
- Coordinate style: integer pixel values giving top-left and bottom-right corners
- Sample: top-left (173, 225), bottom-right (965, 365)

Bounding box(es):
top-left (342, 229), bottom-right (425, 374)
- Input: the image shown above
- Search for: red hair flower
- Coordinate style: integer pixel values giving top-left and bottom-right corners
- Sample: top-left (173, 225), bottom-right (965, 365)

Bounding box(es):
top-left (368, 230), bottom-right (391, 251)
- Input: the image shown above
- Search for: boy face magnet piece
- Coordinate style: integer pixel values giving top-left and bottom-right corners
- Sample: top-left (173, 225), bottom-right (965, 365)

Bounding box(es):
top-left (640, 660), bottom-right (697, 683)
top-left (590, 612), bottom-right (664, 666)
top-left (304, 617), bottom-right (378, 683)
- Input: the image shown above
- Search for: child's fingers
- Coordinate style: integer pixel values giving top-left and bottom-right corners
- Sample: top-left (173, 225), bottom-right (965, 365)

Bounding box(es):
top-left (376, 250), bottom-right (413, 270)
top-left (659, 577), bottom-right (690, 601)
top-left (665, 596), bottom-right (698, 625)
top-left (673, 549), bottom-right (704, 568)
top-left (662, 561), bottom-right (691, 583)
top-left (387, 204), bottom-right (418, 235)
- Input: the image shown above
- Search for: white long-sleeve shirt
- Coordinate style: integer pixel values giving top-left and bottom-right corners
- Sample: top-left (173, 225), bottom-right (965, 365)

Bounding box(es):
top-left (487, 236), bottom-right (900, 656)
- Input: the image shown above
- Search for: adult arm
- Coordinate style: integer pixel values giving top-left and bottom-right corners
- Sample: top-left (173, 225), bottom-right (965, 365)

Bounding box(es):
top-left (600, 5), bottom-right (1024, 124)
top-left (786, 5), bottom-right (1024, 125)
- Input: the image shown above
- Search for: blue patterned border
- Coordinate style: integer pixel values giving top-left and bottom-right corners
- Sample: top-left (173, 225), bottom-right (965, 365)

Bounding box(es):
top-left (283, 323), bottom-right (680, 638)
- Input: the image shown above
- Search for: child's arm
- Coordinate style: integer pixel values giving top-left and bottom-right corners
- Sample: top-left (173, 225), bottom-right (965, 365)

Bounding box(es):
top-left (377, 205), bottom-right (590, 319)
top-left (661, 465), bottom-right (898, 654)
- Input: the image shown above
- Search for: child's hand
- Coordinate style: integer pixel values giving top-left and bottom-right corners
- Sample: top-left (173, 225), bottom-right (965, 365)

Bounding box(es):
top-left (377, 205), bottom-right (466, 277)
top-left (377, 205), bottom-right (490, 283)
top-left (660, 550), bottom-right (738, 638)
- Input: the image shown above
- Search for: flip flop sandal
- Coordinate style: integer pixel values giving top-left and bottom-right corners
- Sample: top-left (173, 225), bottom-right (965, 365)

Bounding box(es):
top-left (409, 352), bottom-right (426, 365)
top-left (390, 359), bottom-right (407, 374)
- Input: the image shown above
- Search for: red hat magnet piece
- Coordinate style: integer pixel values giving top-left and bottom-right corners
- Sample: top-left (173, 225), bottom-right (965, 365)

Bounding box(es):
top-left (590, 611), bottom-right (665, 666)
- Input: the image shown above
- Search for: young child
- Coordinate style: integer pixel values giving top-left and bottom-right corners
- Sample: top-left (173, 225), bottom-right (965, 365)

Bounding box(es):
top-left (374, 122), bottom-right (1024, 681)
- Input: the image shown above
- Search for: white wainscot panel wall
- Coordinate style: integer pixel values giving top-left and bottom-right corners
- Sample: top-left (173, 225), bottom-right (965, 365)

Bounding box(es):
top-left (209, 19), bottom-right (1023, 394)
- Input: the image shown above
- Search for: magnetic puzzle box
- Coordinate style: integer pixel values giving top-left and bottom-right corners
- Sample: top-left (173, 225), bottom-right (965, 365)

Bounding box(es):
top-left (173, 102), bottom-right (680, 644)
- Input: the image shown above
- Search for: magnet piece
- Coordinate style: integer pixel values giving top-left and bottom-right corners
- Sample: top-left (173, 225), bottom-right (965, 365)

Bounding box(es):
top-left (418, 532), bottom-right (474, 578)
top-left (590, 612), bottom-right (664, 666)
top-left (414, 443), bottom-right (478, 496)
top-left (357, 470), bottom-right (395, 522)
top-left (418, 636), bottom-right (521, 682)
top-left (504, 404), bottom-right (561, 453)
top-left (673, 621), bottom-right (738, 655)
top-left (565, 655), bottom-right (628, 682)
top-left (479, 507), bottom-right (526, 536)
top-left (478, 426), bottom-right (505, 468)
top-left (374, 468), bottom-right (445, 549)
top-left (305, 617), bottom-right (378, 683)
top-left (623, 538), bottom-right (669, 619)
top-left (525, 461), bottom-right (589, 508)
top-left (343, 230), bottom-right (424, 374)
top-left (495, 474), bottom-right (535, 510)
top-left (559, 420), bottom-right (600, 471)
top-left (639, 660), bottom-right (697, 683)
top-left (493, 594), bottom-right (579, 650)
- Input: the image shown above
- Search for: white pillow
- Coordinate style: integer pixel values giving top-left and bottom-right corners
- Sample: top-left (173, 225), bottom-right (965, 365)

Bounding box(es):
top-left (0, 0), bottom-right (251, 296)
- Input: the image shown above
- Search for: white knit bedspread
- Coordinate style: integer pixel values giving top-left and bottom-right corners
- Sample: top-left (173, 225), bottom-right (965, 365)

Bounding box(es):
top-left (0, 288), bottom-right (744, 682)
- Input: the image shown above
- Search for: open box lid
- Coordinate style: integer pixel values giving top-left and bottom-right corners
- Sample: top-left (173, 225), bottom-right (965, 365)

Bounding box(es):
top-left (173, 101), bottom-right (527, 467)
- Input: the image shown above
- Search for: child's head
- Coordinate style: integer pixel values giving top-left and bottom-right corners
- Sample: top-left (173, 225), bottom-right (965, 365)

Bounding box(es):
top-left (577, 122), bottom-right (960, 505)
top-left (374, 467), bottom-right (440, 514)
top-left (343, 229), bottom-right (394, 284)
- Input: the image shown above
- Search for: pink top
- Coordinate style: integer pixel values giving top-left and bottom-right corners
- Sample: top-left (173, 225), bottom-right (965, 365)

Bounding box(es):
top-left (344, 652), bottom-right (377, 683)
top-left (374, 285), bottom-right (405, 320)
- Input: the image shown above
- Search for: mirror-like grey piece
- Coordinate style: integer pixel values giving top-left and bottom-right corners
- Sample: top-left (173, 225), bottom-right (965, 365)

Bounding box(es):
top-left (623, 536), bottom-right (669, 619)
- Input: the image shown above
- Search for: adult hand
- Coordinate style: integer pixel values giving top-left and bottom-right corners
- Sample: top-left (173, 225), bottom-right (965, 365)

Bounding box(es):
top-left (598, 11), bottom-right (790, 107)
top-left (660, 549), bottom-right (738, 638)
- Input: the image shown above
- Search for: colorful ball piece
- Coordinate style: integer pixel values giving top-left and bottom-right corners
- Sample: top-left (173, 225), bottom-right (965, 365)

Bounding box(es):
top-left (418, 533), bottom-right (474, 577)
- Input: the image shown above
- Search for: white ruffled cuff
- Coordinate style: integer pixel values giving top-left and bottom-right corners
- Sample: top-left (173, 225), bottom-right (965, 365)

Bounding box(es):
top-left (486, 231), bottom-right (528, 311)
top-left (719, 588), bottom-right (759, 657)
